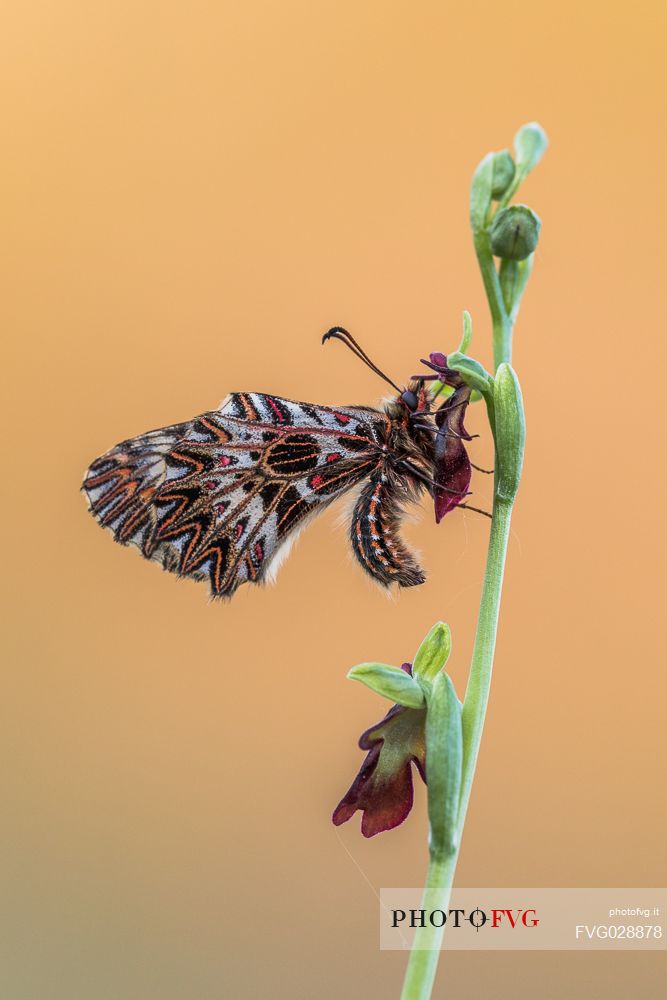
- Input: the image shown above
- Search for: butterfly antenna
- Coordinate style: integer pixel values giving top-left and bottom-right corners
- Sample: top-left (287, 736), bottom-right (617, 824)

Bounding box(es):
top-left (322, 327), bottom-right (402, 394)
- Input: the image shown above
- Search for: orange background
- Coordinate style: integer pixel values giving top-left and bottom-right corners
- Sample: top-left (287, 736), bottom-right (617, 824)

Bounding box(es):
top-left (2, 2), bottom-right (665, 997)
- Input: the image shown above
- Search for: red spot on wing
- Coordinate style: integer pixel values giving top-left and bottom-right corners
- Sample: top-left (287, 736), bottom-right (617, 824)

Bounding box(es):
top-left (266, 397), bottom-right (284, 423)
top-left (254, 542), bottom-right (263, 562)
top-left (334, 412), bottom-right (350, 424)
top-left (235, 522), bottom-right (244, 540)
top-left (326, 452), bottom-right (342, 463)
top-left (204, 480), bottom-right (216, 489)
top-left (217, 455), bottom-right (232, 467)
top-left (310, 474), bottom-right (323, 488)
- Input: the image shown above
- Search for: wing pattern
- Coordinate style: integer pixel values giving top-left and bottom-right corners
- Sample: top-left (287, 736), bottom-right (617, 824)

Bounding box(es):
top-left (83, 392), bottom-right (386, 597)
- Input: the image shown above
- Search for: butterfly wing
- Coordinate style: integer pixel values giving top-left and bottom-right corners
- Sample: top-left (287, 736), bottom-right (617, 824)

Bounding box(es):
top-left (83, 392), bottom-right (385, 598)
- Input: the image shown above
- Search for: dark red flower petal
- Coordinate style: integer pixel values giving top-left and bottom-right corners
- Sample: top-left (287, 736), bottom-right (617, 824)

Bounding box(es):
top-left (429, 352), bottom-right (448, 370)
top-left (333, 701), bottom-right (427, 838)
top-left (433, 384), bottom-right (473, 523)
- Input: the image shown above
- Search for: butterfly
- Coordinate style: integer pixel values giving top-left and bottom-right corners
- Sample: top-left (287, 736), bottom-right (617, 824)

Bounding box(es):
top-left (82, 329), bottom-right (483, 599)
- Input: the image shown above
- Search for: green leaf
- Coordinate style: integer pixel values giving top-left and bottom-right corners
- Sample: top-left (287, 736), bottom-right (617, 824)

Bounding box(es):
top-left (425, 673), bottom-right (463, 857)
top-left (469, 152), bottom-right (494, 231)
top-left (347, 663), bottom-right (425, 708)
top-left (445, 352), bottom-right (494, 397)
top-left (493, 363), bottom-right (526, 504)
top-left (413, 622), bottom-right (452, 684)
top-left (457, 310), bottom-right (473, 354)
top-left (514, 122), bottom-right (549, 176)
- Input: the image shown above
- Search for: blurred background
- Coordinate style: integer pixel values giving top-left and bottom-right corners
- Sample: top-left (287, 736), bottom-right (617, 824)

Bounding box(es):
top-left (2, 2), bottom-right (665, 997)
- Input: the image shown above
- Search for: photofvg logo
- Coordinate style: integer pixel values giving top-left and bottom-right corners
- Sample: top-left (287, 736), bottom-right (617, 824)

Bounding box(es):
top-left (392, 907), bottom-right (539, 932)
top-left (380, 888), bottom-right (667, 950)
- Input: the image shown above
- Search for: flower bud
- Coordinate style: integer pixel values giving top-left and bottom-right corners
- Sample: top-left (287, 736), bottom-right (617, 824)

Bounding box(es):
top-left (489, 204), bottom-right (541, 261)
top-left (491, 150), bottom-right (515, 198)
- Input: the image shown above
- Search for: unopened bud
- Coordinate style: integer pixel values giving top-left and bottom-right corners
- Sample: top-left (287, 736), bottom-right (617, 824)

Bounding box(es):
top-left (491, 150), bottom-right (515, 198)
top-left (489, 204), bottom-right (541, 261)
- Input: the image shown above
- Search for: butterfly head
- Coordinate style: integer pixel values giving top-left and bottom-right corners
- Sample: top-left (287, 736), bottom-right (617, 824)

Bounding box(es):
top-left (322, 329), bottom-right (475, 523)
top-left (399, 382), bottom-right (432, 415)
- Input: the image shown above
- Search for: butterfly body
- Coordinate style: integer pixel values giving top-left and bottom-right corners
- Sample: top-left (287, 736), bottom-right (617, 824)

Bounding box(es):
top-left (83, 343), bottom-right (474, 599)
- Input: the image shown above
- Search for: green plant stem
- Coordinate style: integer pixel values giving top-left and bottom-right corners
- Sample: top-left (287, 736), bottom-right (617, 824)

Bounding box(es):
top-left (399, 853), bottom-right (458, 1000)
top-left (459, 497), bottom-right (512, 817)
top-left (400, 495), bottom-right (514, 1000)
top-left (472, 227), bottom-right (513, 370)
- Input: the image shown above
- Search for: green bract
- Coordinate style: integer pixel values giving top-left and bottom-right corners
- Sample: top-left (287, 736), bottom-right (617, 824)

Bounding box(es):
top-left (413, 622), bottom-right (452, 684)
top-left (469, 152), bottom-right (494, 230)
top-left (493, 363), bottom-right (526, 503)
top-left (425, 673), bottom-right (463, 858)
top-left (514, 121), bottom-right (548, 176)
top-left (444, 351), bottom-right (494, 398)
top-left (347, 662), bottom-right (425, 708)
top-left (457, 310), bottom-right (473, 353)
